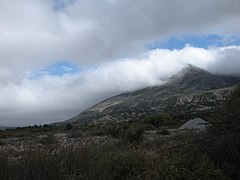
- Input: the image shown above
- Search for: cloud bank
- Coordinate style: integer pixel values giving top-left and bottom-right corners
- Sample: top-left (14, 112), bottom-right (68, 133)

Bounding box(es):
top-left (0, 0), bottom-right (240, 126)
top-left (0, 0), bottom-right (240, 82)
top-left (1, 45), bottom-right (240, 126)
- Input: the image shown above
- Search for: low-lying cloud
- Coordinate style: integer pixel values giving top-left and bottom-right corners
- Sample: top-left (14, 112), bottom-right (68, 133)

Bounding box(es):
top-left (1, 45), bottom-right (240, 126)
top-left (1, 0), bottom-right (240, 126)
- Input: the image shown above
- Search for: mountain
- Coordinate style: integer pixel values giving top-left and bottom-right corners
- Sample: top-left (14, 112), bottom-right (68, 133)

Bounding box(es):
top-left (0, 126), bottom-right (9, 130)
top-left (68, 65), bottom-right (240, 123)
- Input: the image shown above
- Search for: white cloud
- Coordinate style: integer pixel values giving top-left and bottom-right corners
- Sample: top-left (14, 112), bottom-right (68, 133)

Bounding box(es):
top-left (1, 45), bottom-right (240, 126)
top-left (0, 0), bottom-right (240, 83)
top-left (207, 46), bottom-right (240, 76)
top-left (0, 1), bottom-right (240, 125)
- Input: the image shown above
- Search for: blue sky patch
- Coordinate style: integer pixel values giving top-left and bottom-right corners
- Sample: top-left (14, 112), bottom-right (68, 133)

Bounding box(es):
top-left (147, 34), bottom-right (240, 50)
top-left (30, 61), bottom-right (80, 79)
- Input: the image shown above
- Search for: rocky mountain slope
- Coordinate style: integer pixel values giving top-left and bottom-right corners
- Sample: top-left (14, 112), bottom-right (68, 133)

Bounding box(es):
top-left (68, 66), bottom-right (240, 123)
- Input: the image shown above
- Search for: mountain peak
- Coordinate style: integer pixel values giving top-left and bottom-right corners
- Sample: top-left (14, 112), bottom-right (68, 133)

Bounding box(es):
top-left (182, 65), bottom-right (211, 75)
top-left (171, 65), bottom-right (210, 80)
top-left (67, 66), bottom-right (240, 123)
top-left (169, 65), bottom-right (236, 91)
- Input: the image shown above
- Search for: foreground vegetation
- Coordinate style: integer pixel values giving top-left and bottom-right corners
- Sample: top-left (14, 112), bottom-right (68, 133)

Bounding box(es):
top-left (0, 86), bottom-right (240, 179)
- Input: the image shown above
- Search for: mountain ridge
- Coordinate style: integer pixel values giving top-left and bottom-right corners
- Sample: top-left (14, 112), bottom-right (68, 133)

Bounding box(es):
top-left (67, 65), bottom-right (240, 123)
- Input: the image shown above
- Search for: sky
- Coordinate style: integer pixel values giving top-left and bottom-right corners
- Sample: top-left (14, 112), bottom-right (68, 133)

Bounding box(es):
top-left (0, 0), bottom-right (240, 126)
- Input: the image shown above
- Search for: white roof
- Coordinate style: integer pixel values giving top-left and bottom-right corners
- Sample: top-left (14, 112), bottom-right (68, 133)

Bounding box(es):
top-left (179, 118), bottom-right (209, 130)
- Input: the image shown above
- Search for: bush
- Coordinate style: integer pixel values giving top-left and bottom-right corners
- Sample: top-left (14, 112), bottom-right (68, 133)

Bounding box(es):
top-left (141, 113), bottom-right (173, 128)
top-left (100, 124), bottom-right (121, 137)
top-left (38, 135), bottom-right (57, 145)
top-left (121, 126), bottom-right (145, 144)
top-left (66, 123), bottom-right (73, 130)
top-left (156, 128), bottom-right (170, 135)
top-left (69, 130), bottom-right (83, 138)
top-left (0, 140), bottom-right (6, 146)
top-left (225, 85), bottom-right (240, 117)
top-left (0, 143), bottom-right (225, 180)
top-left (43, 124), bottom-right (49, 128)
top-left (94, 149), bottom-right (153, 180)
top-left (91, 129), bottom-right (104, 136)
top-left (0, 133), bottom-right (7, 139)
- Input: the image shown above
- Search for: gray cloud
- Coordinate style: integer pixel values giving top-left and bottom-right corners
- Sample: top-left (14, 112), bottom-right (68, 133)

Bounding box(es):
top-left (207, 46), bottom-right (240, 76)
top-left (1, 45), bottom-right (240, 126)
top-left (0, 1), bottom-right (240, 126)
top-left (0, 0), bottom-right (240, 81)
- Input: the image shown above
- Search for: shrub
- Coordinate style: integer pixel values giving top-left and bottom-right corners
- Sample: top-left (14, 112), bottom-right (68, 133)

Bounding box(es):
top-left (121, 126), bottom-right (145, 144)
top-left (225, 85), bottom-right (240, 117)
top-left (43, 124), bottom-right (49, 128)
top-left (38, 135), bottom-right (58, 145)
top-left (69, 130), bottom-right (83, 138)
top-left (0, 140), bottom-right (6, 146)
top-left (66, 123), bottom-right (73, 130)
top-left (91, 129), bottom-right (104, 136)
top-left (105, 125), bottom-right (120, 137)
top-left (156, 128), bottom-right (170, 135)
top-left (0, 133), bottom-right (7, 139)
top-left (0, 137), bottom-right (229, 180)
top-left (94, 149), bottom-right (153, 180)
top-left (141, 113), bottom-right (173, 128)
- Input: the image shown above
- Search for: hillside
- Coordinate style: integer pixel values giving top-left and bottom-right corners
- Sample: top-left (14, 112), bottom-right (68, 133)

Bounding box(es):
top-left (0, 126), bottom-right (9, 130)
top-left (68, 66), bottom-right (240, 123)
top-left (1, 72), bottom-right (240, 180)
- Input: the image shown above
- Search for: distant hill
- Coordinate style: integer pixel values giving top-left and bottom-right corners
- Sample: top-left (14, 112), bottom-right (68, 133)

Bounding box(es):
top-left (67, 65), bottom-right (240, 123)
top-left (0, 126), bottom-right (9, 130)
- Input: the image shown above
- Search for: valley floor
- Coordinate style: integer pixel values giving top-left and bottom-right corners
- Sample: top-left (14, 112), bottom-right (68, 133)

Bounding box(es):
top-left (1, 116), bottom-right (240, 180)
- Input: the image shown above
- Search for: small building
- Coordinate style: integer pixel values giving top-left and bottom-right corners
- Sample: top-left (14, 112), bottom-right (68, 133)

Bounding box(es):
top-left (179, 118), bottom-right (210, 131)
